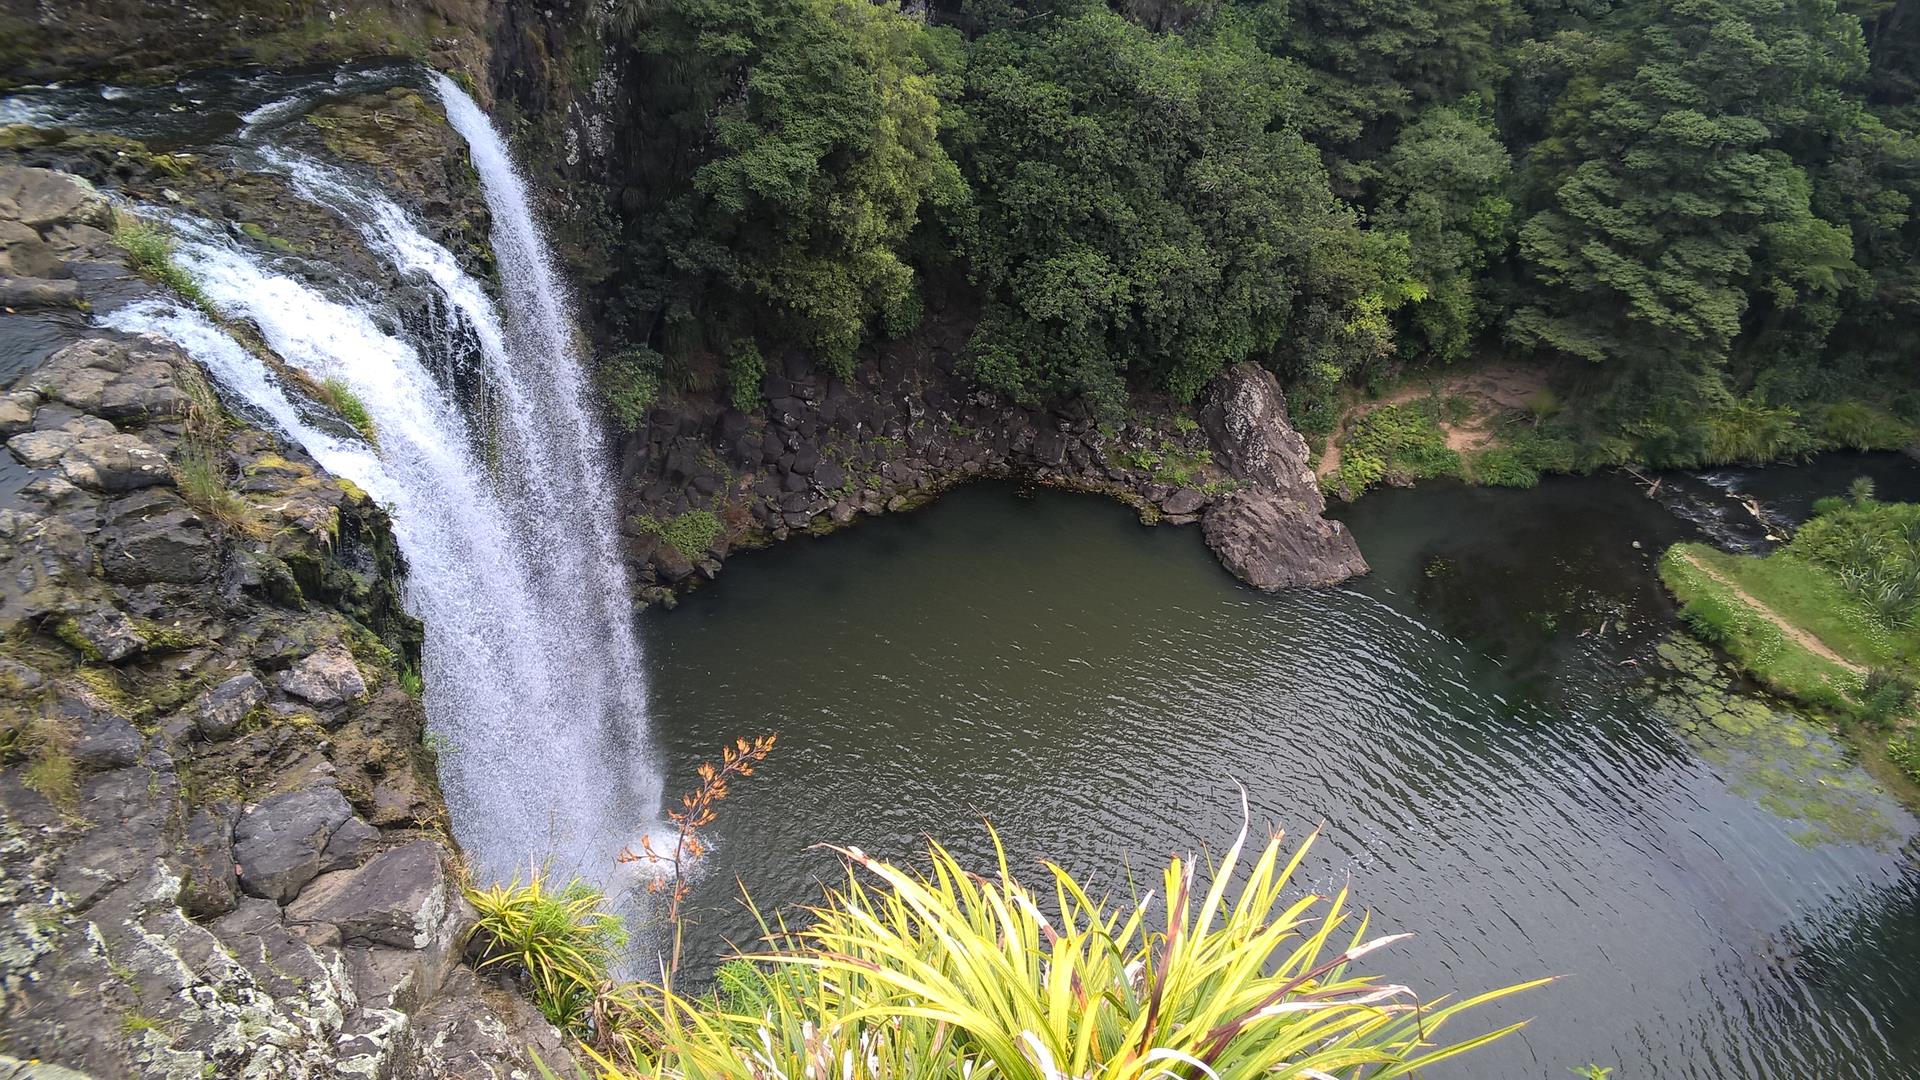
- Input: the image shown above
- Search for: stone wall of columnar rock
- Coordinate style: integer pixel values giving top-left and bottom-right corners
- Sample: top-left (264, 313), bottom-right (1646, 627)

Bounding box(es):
top-left (617, 348), bottom-right (1367, 606)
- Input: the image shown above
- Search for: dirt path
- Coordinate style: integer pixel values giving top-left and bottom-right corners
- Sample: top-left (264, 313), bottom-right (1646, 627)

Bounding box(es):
top-left (1680, 551), bottom-right (1867, 675)
top-left (1315, 363), bottom-right (1550, 479)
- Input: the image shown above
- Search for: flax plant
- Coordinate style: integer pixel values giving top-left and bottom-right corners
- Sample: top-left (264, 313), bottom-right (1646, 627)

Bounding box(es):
top-left (577, 809), bottom-right (1545, 1079)
top-left (619, 734), bottom-right (777, 973)
top-left (468, 871), bottom-right (629, 1031)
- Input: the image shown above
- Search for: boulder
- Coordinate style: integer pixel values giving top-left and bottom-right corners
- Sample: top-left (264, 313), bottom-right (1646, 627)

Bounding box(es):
top-left (1201, 491), bottom-right (1369, 590)
top-left (323, 815), bottom-right (380, 871)
top-left (192, 672), bottom-right (266, 739)
top-left (1194, 363), bottom-right (1366, 588)
top-left (814, 460), bottom-right (847, 491)
top-left (280, 644), bottom-right (368, 708)
top-left (0, 217), bottom-right (63, 278)
top-left (100, 506), bottom-right (214, 584)
top-left (0, 276), bottom-right (80, 308)
top-left (287, 841), bottom-right (451, 950)
top-left (1161, 488), bottom-right (1206, 516)
top-left (68, 705), bottom-right (142, 770)
top-left (233, 786), bottom-right (358, 903)
top-left (177, 805), bottom-right (240, 919)
top-left (56, 605), bottom-right (148, 663)
top-left (1, 166), bottom-right (114, 231)
top-left (1200, 363), bottom-right (1318, 500)
top-left (58, 431), bottom-right (174, 492)
top-left (0, 391), bottom-right (37, 436)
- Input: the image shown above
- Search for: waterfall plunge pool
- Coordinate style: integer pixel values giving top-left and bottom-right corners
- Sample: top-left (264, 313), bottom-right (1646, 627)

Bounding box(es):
top-left (642, 465), bottom-right (1920, 1080)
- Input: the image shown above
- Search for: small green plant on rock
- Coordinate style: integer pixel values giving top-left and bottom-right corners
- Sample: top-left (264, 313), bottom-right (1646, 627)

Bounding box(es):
top-left (319, 378), bottom-right (377, 443)
top-left (122, 1011), bottom-right (167, 1036)
top-left (8, 715), bottom-right (77, 807)
top-left (724, 340), bottom-right (765, 414)
top-left (600, 348), bottom-right (663, 430)
top-left (633, 510), bottom-right (722, 561)
top-left (173, 443), bottom-right (266, 538)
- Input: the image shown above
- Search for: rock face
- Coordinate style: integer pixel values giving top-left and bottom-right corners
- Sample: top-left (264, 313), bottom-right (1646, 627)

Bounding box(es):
top-left (618, 342), bottom-right (1367, 603)
top-left (1198, 364), bottom-right (1369, 588)
top-left (0, 167), bottom-right (573, 1079)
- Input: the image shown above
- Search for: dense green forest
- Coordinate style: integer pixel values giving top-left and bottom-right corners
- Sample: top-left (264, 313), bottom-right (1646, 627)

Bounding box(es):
top-left (597, 0), bottom-right (1920, 466)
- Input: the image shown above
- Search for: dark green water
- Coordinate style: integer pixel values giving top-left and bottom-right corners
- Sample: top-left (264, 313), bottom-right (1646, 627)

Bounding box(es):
top-left (640, 461), bottom-right (1920, 1080)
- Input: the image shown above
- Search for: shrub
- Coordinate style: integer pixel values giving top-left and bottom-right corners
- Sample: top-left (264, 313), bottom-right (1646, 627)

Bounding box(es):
top-left (467, 872), bottom-right (628, 1032)
top-left (1817, 401), bottom-right (1914, 452)
top-left (601, 347), bottom-right (664, 431)
top-left (1525, 387), bottom-right (1560, 424)
top-left (1858, 668), bottom-right (1915, 727)
top-left (578, 821), bottom-right (1543, 1079)
top-left (635, 510), bottom-right (722, 560)
top-left (1324, 446), bottom-right (1387, 501)
top-left (1326, 401), bottom-right (1460, 498)
top-left (1470, 428), bottom-right (1579, 488)
top-left (1789, 496), bottom-right (1920, 628)
top-left (114, 213), bottom-right (208, 308)
top-left (1889, 731), bottom-right (1920, 785)
top-left (723, 340), bottom-right (764, 414)
top-left (1698, 398), bottom-right (1814, 466)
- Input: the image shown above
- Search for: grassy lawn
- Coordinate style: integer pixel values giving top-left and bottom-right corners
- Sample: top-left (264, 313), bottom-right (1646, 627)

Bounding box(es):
top-left (1660, 544), bottom-right (1870, 716)
top-left (1680, 544), bottom-right (1912, 667)
top-left (1661, 530), bottom-right (1920, 795)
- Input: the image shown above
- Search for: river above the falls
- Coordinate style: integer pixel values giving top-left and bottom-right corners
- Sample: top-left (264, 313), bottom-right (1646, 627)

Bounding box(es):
top-left (640, 456), bottom-right (1920, 1079)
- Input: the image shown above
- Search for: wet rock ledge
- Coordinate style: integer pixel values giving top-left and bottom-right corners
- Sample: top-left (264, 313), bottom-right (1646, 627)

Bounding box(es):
top-left (0, 166), bottom-right (569, 1077)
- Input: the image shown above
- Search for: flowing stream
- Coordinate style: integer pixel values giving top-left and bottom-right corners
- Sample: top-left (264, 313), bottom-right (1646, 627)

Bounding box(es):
top-left (100, 77), bottom-right (657, 882)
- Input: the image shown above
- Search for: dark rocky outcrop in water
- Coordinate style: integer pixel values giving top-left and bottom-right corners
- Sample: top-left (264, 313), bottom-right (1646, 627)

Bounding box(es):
top-left (0, 167), bottom-right (571, 1079)
top-left (1198, 364), bottom-right (1369, 588)
top-left (618, 341), bottom-right (1367, 604)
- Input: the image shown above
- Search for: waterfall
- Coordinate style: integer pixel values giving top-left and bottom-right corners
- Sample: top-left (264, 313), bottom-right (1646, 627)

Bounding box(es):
top-left (103, 80), bottom-right (658, 885)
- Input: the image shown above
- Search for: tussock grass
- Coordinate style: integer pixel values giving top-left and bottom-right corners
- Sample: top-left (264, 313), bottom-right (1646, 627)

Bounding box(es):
top-left (320, 377), bottom-right (378, 443)
top-left (9, 715), bottom-right (77, 807)
top-left (573, 819), bottom-right (1543, 1078)
top-left (113, 212), bottom-right (208, 309)
top-left (173, 442), bottom-right (267, 538)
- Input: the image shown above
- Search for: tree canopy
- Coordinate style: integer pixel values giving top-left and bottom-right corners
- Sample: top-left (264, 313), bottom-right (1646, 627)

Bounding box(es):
top-left (595, 0), bottom-right (1920, 454)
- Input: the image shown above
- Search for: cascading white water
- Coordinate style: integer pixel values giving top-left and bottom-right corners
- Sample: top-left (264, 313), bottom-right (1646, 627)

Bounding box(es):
top-left (104, 80), bottom-right (658, 885)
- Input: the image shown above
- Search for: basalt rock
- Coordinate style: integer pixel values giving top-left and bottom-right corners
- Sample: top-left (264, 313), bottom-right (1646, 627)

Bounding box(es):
top-left (1197, 364), bottom-right (1368, 589)
top-left (233, 785), bottom-right (360, 903)
top-left (0, 167), bottom-right (573, 1080)
top-left (280, 643), bottom-right (369, 709)
top-left (618, 341), bottom-right (1367, 601)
